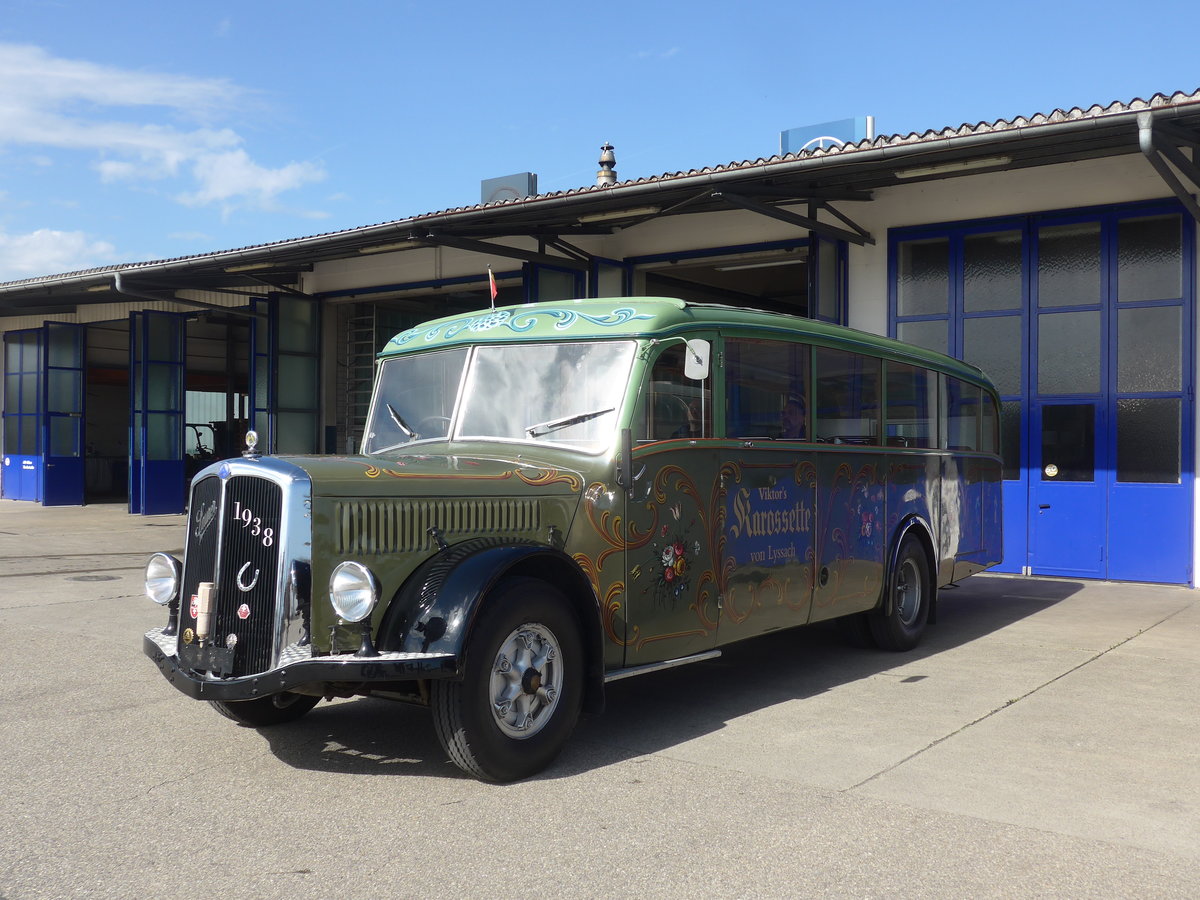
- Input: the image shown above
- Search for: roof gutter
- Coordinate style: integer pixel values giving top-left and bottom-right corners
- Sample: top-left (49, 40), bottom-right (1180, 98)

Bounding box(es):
top-left (4, 100), bottom-right (1199, 297)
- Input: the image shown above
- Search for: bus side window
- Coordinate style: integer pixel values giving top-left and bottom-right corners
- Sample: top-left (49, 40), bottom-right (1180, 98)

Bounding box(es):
top-left (814, 348), bottom-right (881, 444)
top-left (725, 339), bottom-right (809, 439)
top-left (636, 344), bottom-right (711, 441)
top-left (943, 377), bottom-right (981, 451)
top-left (885, 362), bottom-right (937, 448)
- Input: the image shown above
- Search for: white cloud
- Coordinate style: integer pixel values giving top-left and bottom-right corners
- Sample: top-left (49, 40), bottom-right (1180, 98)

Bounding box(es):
top-left (0, 43), bottom-right (325, 213)
top-left (0, 229), bottom-right (117, 281)
top-left (178, 149), bottom-right (325, 212)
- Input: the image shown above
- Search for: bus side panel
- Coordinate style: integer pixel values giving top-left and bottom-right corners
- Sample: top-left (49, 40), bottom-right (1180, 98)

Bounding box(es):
top-left (884, 451), bottom-right (941, 559)
top-left (939, 455), bottom-right (999, 584)
top-left (954, 456), bottom-right (1003, 580)
top-left (809, 451), bottom-right (887, 623)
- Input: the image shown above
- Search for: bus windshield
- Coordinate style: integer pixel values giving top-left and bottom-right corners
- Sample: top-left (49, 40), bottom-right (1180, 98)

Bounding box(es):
top-left (363, 340), bottom-right (636, 455)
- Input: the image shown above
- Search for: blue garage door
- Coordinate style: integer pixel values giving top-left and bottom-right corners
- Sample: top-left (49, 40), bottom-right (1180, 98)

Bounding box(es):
top-left (891, 201), bottom-right (1194, 584)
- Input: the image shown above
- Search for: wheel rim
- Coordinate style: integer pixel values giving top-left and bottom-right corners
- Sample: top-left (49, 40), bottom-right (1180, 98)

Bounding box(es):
top-left (895, 558), bottom-right (923, 627)
top-left (488, 622), bottom-right (564, 739)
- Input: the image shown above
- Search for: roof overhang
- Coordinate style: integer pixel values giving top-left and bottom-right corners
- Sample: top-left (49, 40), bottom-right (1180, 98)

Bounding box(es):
top-left (3, 92), bottom-right (1199, 319)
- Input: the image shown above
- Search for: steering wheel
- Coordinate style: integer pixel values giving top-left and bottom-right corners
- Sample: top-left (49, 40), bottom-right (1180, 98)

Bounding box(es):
top-left (415, 415), bottom-right (452, 437)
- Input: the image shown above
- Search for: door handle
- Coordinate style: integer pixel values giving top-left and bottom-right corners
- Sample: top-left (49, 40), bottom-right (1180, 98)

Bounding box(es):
top-left (1038, 504), bottom-right (1050, 510)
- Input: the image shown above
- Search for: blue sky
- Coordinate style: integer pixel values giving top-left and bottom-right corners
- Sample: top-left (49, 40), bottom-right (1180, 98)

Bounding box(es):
top-left (1, 0), bottom-right (1197, 282)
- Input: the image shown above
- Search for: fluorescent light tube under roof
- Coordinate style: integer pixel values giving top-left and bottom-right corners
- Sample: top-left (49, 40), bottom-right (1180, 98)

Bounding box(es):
top-left (223, 262), bottom-right (276, 273)
top-left (578, 205), bottom-right (661, 223)
top-left (895, 155), bottom-right (1013, 179)
top-left (357, 241), bottom-right (416, 254)
top-left (715, 259), bottom-right (806, 272)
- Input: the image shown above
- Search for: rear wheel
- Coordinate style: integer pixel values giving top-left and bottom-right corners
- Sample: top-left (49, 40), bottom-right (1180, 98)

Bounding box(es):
top-left (209, 692), bottom-right (320, 727)
top-left (431, 578), bottom-right (583, 782)
top-left (869, 535), bottom-right (931, 651)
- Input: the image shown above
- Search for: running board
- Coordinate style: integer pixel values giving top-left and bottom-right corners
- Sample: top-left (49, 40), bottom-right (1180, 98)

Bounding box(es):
top-left (604, 649), bottom-right (722, 683)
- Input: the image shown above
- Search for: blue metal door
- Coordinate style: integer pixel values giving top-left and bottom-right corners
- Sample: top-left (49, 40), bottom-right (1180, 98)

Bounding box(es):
top-left (41, 322), bottom-right (86, 506)
top-left (1, 329), bottom-right (42, 501)
top-left (1030, 400), bottom-right (1106, 577)
top-left (129, 311), bottom-right (186, 515)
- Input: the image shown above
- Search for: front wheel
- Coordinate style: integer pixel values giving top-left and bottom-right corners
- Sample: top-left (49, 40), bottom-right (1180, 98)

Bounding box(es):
top-left (209, 692), bottom-right (320, 727)
top-left (869, 535), bottom-right (931, 651)
top-left (431, 578), bottom-right (583, 782)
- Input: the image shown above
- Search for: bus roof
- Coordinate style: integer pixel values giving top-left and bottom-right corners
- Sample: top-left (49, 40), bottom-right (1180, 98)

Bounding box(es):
top-left (380, 297), bottom-right (994, 389)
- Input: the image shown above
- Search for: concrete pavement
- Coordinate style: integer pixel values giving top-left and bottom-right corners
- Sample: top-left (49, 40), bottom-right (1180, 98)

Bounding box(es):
top-left (0, 498), bottom-right (1197, 898)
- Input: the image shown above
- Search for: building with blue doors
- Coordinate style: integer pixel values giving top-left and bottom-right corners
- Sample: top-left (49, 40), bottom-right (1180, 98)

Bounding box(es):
top-left (3, 88), bottom-right (1200, 585)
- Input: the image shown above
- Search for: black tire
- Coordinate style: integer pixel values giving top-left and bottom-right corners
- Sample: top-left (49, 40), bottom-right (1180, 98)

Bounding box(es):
top-left (835, 611), bottom-right (877, 649)
top-left (209, 692), bottom-right (320, 727)
top-left (431, 577), bottom-right (583, 782)
top-left (869, 535), bottom-right (931, 652)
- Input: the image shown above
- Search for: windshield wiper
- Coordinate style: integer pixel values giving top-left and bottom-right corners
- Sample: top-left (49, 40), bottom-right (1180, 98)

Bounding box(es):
top-left (526, 407), bottom-right (615, 438)
top-left (386, 403), bottom-right (417, 439)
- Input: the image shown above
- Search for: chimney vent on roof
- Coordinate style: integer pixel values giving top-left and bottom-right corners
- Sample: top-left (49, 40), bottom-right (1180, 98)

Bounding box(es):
top-left (597, 142), bottom-right (617, 186)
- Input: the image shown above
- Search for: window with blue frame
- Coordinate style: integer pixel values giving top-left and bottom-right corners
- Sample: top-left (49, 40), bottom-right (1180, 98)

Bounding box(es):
top-left (890, 202), bottom-right (1191, 488)
top-left (3, 329), bottom-right (41, 455)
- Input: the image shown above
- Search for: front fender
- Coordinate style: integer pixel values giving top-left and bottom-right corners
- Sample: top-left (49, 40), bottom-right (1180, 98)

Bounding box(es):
top-left (376, 539), bottom-right (604, 706)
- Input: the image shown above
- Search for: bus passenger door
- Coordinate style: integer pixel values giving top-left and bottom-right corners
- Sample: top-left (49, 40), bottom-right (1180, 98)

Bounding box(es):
top-left (621, 339), bottom-right (720, 667)
top-left (809, 347), bottom-right (887, 620)
top-left (719, 337), bottom-right (817, 643)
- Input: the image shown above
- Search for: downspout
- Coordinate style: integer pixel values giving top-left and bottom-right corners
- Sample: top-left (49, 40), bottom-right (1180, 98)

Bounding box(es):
top-left (1138, 111), bottom-right (1200, 225)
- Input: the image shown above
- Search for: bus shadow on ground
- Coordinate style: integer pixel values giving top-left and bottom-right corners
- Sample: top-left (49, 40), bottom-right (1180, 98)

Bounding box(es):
top-left (254, 575), bottom-right (1082, 781)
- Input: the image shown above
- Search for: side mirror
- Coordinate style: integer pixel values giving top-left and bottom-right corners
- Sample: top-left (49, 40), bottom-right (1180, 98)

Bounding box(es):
top-left (684, 339), bottom-right (710, 381)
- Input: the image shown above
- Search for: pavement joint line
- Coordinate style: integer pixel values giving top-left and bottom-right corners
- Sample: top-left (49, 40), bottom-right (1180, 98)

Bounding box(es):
top-left (0, 592), bottom-right (144, 611)
top-left (843, 602), bottom-right (1192, 793)
top-left (0, 564), bottom-right (151, 580)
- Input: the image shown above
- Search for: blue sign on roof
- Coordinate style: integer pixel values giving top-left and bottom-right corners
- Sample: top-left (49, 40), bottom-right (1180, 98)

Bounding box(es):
top-left (780, 117), bottom-right (873, 155)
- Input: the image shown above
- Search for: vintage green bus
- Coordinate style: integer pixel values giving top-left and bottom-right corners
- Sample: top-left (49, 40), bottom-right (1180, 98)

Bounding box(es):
top-left (144, 297), bottom-right (1002, 781)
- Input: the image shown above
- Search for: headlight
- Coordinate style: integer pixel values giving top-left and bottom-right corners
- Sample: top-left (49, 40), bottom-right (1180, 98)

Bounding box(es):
top-left (145, 553), bottom-right (182, 606)
top-left (329, 561), bottom-right (379, 623)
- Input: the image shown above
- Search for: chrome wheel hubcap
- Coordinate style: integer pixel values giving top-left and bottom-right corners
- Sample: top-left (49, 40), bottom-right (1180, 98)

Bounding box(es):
top-left (489, 623), bottom-right (563, 739)
top-left (895, 559), bottom-right (922, 627)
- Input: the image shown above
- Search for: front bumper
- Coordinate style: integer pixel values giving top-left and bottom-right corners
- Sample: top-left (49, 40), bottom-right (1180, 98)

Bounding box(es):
top-left (143, 627), bottom-right (457, 702)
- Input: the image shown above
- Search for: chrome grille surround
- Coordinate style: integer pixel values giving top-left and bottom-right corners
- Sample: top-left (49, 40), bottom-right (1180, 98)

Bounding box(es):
top-left (175, 457), bottom-right (312, 678)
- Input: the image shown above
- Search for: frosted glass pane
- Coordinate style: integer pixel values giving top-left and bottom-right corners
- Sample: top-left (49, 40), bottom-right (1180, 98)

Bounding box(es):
top-left (1000, 401), bottom-right (1021, 481)
top-left (147, 315), bottom-right (178, 359)
top-left (964, 315), bottom-right (1021, 395)
top-left (964, 230), bottom-right (1022, 311)
top-left (536, 269), bottom-right (576, 302)
top-left (46, 324), bottom-right (80, 368)
top-left (276, 412), bottom-right (318, 454)
top-left (50, 416), bottom-right (79, 456)
top-left (20, 415), bottom-right (39, 454)
top-left (278, 298), bottom-right (317, 353)
top-left (146, 413), bottom-right (181, 459)
top-left (278, 355), bottom-right (317, 409)
top-left (818, 239), bottom-right (839, 320)
top-left (897, 319), bottom-right (947, 355)
top-left (1118, 398), bottom-right (1180, 483)
top-left (1038, 310), bottom-right (1100, 394)
top-left (897, 238), bottom-right (949, 316)
top-left (47, 369), bottom-right (81, 413)
top-left (1118, 306), bottom-right (1180, 393)
top-left (146, 363), bottom-right (180, 410)
top-left (1038, 223), bottom-right (1100, 307)
top-left (1118, 215), bottom-right (1181, 302)
top-left (20, 371), bottom-right (38, 410)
